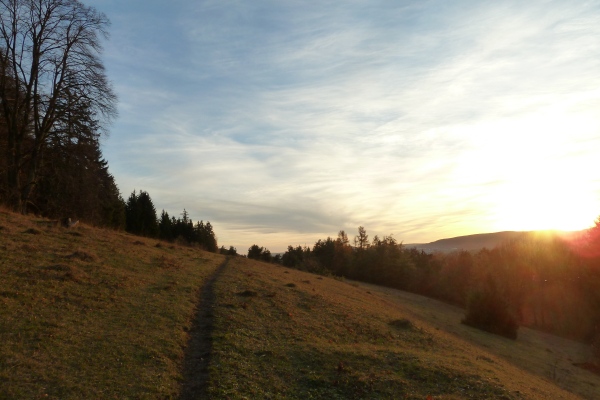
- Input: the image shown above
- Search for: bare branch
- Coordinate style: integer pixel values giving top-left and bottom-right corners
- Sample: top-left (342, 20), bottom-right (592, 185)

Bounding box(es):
top-left (0, 0), bottom-right (116, 212)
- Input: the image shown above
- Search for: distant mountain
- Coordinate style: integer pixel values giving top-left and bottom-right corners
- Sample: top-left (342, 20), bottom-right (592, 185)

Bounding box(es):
top-left (405, 230), bottom-right (584, 253)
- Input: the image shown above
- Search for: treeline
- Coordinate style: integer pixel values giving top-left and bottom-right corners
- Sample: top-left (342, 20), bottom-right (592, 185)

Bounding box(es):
top-left (124, 190), bottom-right (218, 252)
top-left (249, 224), bottom-right (600, 342)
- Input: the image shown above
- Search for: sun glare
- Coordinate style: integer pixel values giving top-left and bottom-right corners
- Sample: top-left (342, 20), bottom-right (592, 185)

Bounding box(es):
top-left (493, 170), bottom-right (598, 232)
top-left (449, 102), bottom-right (600, 234)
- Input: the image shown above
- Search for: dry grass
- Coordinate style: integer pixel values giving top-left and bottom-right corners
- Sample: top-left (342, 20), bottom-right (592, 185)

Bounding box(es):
top-left (2, 209), bottom-right (598, 399)
top-left (0, 211), bottom-right (223, 399)
top-left (205, 257), bottom-right (592, 399)
top-left (364, 283), bottom-right (600, 399)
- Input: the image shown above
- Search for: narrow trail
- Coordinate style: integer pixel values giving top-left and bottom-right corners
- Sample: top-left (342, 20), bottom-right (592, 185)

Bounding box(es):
top-left (179, 257), bottom-right (229, 399)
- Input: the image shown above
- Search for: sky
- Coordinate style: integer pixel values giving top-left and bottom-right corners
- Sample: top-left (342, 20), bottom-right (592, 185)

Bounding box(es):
top-left (85, 0), bottom-right (600, 253)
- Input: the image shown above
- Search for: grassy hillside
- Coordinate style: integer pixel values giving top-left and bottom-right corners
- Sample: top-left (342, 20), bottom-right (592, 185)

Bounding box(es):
top-left (1, 209), bottom-right (599, 398)
top-left (0, 208), bottom-right (223, 398)
top-left (205, 257), bottom-right (597, 399)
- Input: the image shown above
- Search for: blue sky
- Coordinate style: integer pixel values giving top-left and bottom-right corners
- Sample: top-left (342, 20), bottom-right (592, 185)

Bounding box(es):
top-left (86, 0), bottom-right (600, 252)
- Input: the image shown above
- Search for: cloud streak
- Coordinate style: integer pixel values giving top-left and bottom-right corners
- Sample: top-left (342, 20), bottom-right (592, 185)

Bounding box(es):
top-left (88, 0), bottom-right (600, 252)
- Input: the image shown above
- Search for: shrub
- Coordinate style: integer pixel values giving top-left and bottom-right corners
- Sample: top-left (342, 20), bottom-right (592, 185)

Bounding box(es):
top-left (462, 280), bottom-right (518, 340)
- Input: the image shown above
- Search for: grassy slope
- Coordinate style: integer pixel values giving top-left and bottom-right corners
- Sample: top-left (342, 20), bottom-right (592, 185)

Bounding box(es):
top-left (1, 209), bottom-right (599, 399)
top-left (0, 209), bottom-right (223, 399)
top-left (366, 284), bottom-right (600, 399)
top-left (207, 257), bottom-right (599, 399)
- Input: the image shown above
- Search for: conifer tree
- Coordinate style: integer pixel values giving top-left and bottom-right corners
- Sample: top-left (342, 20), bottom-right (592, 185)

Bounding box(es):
top-left (125, 190), bottom-right (158, 237)
top-left (158, 210), bottom-right (174, 241)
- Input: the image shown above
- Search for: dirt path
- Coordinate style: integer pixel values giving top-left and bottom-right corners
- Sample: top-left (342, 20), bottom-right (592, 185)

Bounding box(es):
top-left (178, 257), bottom-right (229, 399)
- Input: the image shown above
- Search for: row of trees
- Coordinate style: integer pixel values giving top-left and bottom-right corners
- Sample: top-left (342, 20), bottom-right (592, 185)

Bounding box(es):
top-left (250, 224), bottom-right (600, 342)
top-left (124, 190), bottom-right (218, 252)
top-left (158, 209), bottom-right (218, 252)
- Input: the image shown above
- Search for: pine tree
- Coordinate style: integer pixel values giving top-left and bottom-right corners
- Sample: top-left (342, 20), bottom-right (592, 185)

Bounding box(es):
top-left (158, 210), bottom-right (174, 241)
top-left (125, 190), bottom-right (158, 237)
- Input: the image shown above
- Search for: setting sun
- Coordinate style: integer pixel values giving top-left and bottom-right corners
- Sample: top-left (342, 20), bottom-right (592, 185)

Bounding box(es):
top-left (446, 105), bottom-right (600, 237)
top-left (495, 183), bottom-right (597, 232)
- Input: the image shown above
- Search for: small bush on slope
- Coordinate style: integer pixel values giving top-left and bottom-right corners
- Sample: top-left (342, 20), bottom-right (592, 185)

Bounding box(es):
top-left (462, 278), bottom-right (519, 340)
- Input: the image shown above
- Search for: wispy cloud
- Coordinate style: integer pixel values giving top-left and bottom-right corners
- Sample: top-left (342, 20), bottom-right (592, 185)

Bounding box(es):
top-left (88, 0), bottom-right (600, 251)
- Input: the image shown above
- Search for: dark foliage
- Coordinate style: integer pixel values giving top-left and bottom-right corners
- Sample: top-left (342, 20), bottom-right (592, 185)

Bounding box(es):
top-left (0, 0), bottom-right (117, 213)
top-left (279, 224), bottom-right (600, 344)
top-left (0, 97), bottom-right (125, 227)
top-left (194, 220), bottom-right (218, 252)
top-left (156, 208), bottom-right (218, 252)
top-left (282, 245), bottom-right (310, 268)
top-left (462, 278), bottom-right (519, 339)
top-left (0, 0), bottom-right (124, 229)
top-left (125, 191), bottom-right (159, 237)
top-left (247, 245), bottom-right (272, 262)
top-left (35, 136), bottom-right (125, 229)
top-left (157, 210), bottom-right (173, 241)
top-left (220, 246), bottom-right (238, 256)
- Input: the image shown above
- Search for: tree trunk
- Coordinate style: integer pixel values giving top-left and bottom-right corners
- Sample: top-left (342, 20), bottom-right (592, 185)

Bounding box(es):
top-left (5, 117), bottom-right (22, 211)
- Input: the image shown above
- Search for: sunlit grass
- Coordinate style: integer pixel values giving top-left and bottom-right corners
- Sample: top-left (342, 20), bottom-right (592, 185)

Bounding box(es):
top-left (205, 257), bottom-right (588, 399)
top-left (0, 211), bottom-right (222, 398)
top-left (1, 209), bottom-right (597, 398)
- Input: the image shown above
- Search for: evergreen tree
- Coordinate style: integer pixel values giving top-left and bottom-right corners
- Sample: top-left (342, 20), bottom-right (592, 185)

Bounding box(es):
top-left (125, 190), bottom-right (158, 237)
top-left (158, 210), bottom-right (174, 241)
top-left (174, 209), bottom-right (195, 243)
top-left (125, 191), bottom-right (139, 233)
top-left (34, 133), bottom-right (124, 227)
top-left (200, 221), bottom-right (218, 252)
top-left (313, 238), bottom-right (336, 269)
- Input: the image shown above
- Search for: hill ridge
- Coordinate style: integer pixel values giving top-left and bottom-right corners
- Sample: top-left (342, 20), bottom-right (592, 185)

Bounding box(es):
top-left (406, 230), bottom-right (582, 252)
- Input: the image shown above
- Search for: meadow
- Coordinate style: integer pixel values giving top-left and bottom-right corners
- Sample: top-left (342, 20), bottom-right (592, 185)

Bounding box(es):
top-left (1, 209), bottom-right (599, 399)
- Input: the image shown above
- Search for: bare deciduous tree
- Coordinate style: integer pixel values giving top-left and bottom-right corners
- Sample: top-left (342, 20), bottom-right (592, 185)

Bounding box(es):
top-left (354, 225), bottom-right (370, 250)
top-left (0, 0), bottom-right (116, 212)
